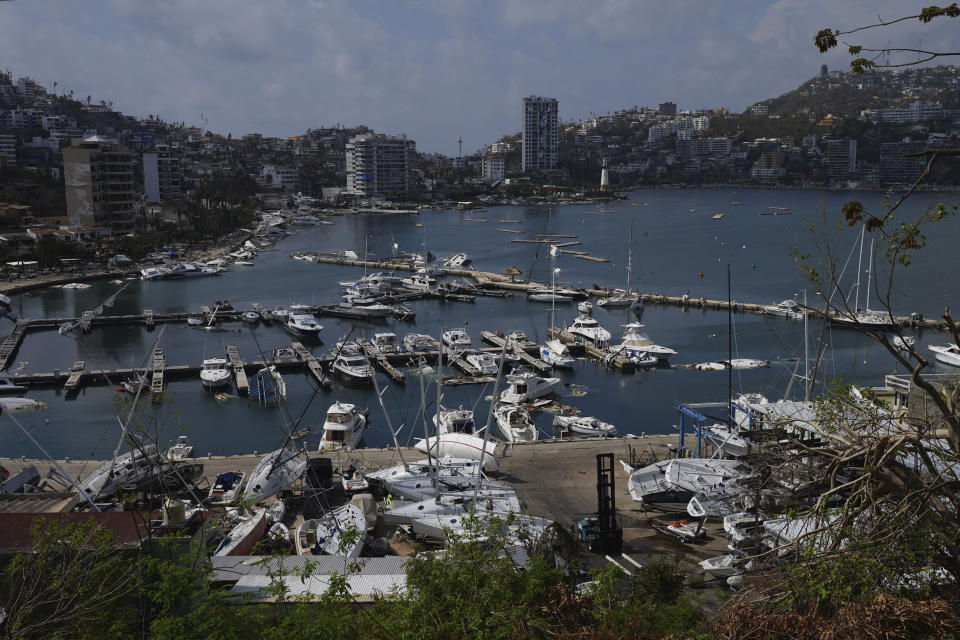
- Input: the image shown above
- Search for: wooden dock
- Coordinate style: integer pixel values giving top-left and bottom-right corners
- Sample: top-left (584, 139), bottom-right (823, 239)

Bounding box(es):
top-left (548, 329), bottom-right (634, 373)
top-left (356, 339), bottom-right (406, 384)
top-left (150, 348), bottom-right (165, 395)
top-left (252, 303), bottom-right (272, 323)
top-left (63, 361), bottom-right (85, 391)
top-left (225, 344), bottom-right (249, 393)
top-left (291, 341), bottom-right (331, 389)
top-left (0, 320), bottom-right (28, 372)
top-left (479, 331), bottom-right (552, 374)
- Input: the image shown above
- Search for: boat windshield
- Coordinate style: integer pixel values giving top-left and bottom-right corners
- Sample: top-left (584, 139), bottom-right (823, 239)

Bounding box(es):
top-left (327, 411), bottom-right (353, 424)
top-left (343, 356), bottom-right (367, 367)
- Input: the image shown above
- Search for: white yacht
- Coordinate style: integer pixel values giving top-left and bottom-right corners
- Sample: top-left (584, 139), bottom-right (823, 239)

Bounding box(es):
top-left (494, 403), bottom-right (538, 442)
top-left (295, 504), bottom-right (367, 557)
top-left (432, 405), bottom-right (475, 435)
top-left (929, 343), bottom-right (960, 367)
top-left (244, 445), bottom-right (308, 504)
top-left (372, 332), bottom-right (402, 354)
top-left (332, 353), bottom-right (374, 384)
top-left (465, 352), bottom-right (498, 375)
top-left (527, 289), bottom-right (573, 303)
top-left (200, 358), bottom-right (231, 388)
top-left (539, 339), bottom-right (575, 368)
top-left (577, 300), bottom-right (593, 315)
top-left (401, 272), bottom-right (435, 292)
top-left (616, 323), bottom-right (677, 361)
top-left (415, 433), bottom-right (498, 472)
top-left (285, 313), bottom-right (323, 337)
top-left (270, 305), bottom-right (290, 322)
top-left (339, 296), bottom-right (393, 318)
top-left (553, 415), bottom-right (617, 438)
top-left (763, 299), bottom-right (803, 319)
top-left (318, 402), bottom-right (368, 451)
top-left (166, 435), bottom-right (194, 461)
top-left (441, 328), bottom-right (472, 350)
top-left (403, 333), bottom-right (435, 353)
top-left (565, 315), bottom-right (611, 348)
top-left (499, 371), bottom-right (561, 404)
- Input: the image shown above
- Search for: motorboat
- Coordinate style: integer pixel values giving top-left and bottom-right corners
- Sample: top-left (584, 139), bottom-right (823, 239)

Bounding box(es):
top-left (338, 297), bottom-right (393, 318)
top-left (654, 519), bottom-right (706, 543)
top-left (607, 343), bottom-right (658, 368)
top-left (698, 554), bottom-right (743, 578)
top-left (444, 252), bottom-right (471, 267)
top-left (214, 508), bottom-right (267, 556)
top-left (763, 299), bottom-right (803, 320)
top-left (200, 358), bottom-right (231, 388)
top-left (506, 330), bottom-right (531, 346)
top-left (403, 333), bottom-right (436, 353)
top-left (499, 371), bottom-right (561, 404)
top-left (294, 504), bottom-right (368, 557)
top-left (628, 458), bottom-right (742, 512)
top-left (616, 323), bottom-right (677, 361)
top-left (415, 433), bottom-right (499, 472)
top-left (433, 405), bottom-right (475, 435)
top-left (401, 272), bottom-right (435, 292)
top-left (441, 328), bottom-right (472, 350)
top-left (285, 313), bottom-right (324, 337)
top-left (341, 466), bottom-right (369, 492)
top-left (465, 352), bottom-right (498, 375)
top-left (577, 300), bottom-right (593, 315)
top-left (241, 311), bottom-right (260, 323)
top-left (893, 335), bottom-right (916, 351)
top-left (494, 403), bottom-right (538, 442)
top-left (929, 343), bottom-right (960, 367)
top-left (208, 471), bottom-right (246, 505)
top-left (0, 377), bottom-right (27, 393)
top-left (271, 306), bottom-right (290, 322)
top-left (318, 402), bottom-right (368, 451)
top-left (244, 446), bottom-right (308, 503)
top-left (332, 353), bottom-right (374, 384)
top-left (552, 415), bottom-right (617, 438)
top-left (372, 332), bottom-right (402, 354)
top-left (166, 435), bottom-right (194, 461)
top-left (566, 316), bottom-right (611, 348)
top-left (703, 424), bottom-right (752, 457)
top-left (540, 339), bottom-right (575, 368)
top-left (186, 314), bottom-right (204, 327)
top-left (248, 366), bottom-right (286, 405)
top-left (527, 289), bottom-right (573, 303)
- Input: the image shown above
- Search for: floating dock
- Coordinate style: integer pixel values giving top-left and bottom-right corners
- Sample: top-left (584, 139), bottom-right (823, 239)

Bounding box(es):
top-left (225, 344), bottom-right (249, 394)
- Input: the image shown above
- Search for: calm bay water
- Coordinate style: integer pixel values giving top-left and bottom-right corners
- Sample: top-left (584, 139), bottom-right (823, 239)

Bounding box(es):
top-left (3, 187), bottom-right (959, 460)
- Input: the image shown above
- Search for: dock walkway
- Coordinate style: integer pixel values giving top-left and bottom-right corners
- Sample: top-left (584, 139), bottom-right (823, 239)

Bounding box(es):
top-left (225, 345), bottom-right (249, 394)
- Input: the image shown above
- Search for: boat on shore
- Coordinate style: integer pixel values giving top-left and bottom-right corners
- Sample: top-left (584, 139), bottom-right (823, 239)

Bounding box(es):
top-left (294, 504), bottom-right (368, 557)
top-left (214, 508), bottom-right (267, 556)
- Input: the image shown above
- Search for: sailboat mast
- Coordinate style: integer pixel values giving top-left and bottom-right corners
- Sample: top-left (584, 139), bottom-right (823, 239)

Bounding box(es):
top-left (803, 289), bottom-right (810, 401)
top-left (419, 373), bottom-right (435, 489)
top-left (854, 226), bottom-right (864, 313)
top-left (727, 264), bottom-right (733, 431)
top-left (370, 359), bottom-right (408, 472)
top-left (626, 220), bottom-right (633, 294)
top-left (865, 236), bottom-right (874, 313)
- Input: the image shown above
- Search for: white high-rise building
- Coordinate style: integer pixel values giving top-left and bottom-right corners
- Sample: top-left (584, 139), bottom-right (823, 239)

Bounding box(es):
top-left (345, 133), bottom-right (416, 200)
top-left (482, 155), bottom-right (505, 181)
top-left (522, 95), bottom-right (558, 172)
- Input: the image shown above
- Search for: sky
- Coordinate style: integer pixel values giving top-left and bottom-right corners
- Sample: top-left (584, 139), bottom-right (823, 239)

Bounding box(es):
top-left (1, 1), bottom-right (956, 155)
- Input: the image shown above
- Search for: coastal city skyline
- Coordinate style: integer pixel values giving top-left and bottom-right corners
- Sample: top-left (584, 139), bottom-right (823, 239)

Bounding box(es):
top-left (3, 0), bottom-right (957, 155)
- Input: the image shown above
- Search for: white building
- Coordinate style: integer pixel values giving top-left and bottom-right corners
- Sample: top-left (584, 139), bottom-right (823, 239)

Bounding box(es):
top-left (521, 95), bottom-right (558, 172)
top-left (693, 115), bottom-right (710, 131)
top-left (345, 133), bottom-right (417, 200)
top-left (258, 163), bottom-right (298, 192)
top-left (143, 144), bottom-right (183, 203)
top-left (482, 155), bottom-right (505, 181)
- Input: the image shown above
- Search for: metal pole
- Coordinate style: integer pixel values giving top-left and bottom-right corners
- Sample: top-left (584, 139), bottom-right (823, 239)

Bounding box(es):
top-left (419, 372), bottom-right (434, 489)
top-left (473, 337), bottom-right (509, 501)
top-left (803, 289), bottom-right (810, 401)
top-left (369, 357), bottom-right (407, 472)
top-left (727, 263), bottom-right (733, 431)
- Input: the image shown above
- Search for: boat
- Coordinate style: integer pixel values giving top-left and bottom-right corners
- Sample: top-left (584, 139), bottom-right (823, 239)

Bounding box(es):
top-left (553, 415), bottom-right (617, 438)
top-left (285, 313), bottom-right (324, 337)
top-left (654, 518), bottom-right (706, 542)
top-left (200, 358), bottom-right (231, 388)
top-left (214, 508), bottom-right (267, 556)
top-left (831, 227), bottom-right (897, 329)
top-left (244, 446), bottom-right (308, 503)
top-left (401, 272), bottom-right (435, 292)
top-left (208, 471), bottom-right (246, 505)
top-left (441, 328), bottom-right (472, 350)
top-left (699, 554), bottom-right (742, 578)
top-left (540, 339), bottom-right (576, 368)
top-left (628, 458), bottom-right (742, 512)
top-left (77, 444), bottom-right (166, 501)
top-left (0, 397), bottom-right (47, 412)
top-left (294, 504), bottom-right (368, 557)
top-left (234, 261), bottom-right (255, 267)
top-left (763, 299), bottom-right (803, 320)
top-left (616, 323), bottom-right (677, 361)
top-left (186, 314), bottom-right (204, 326)
top-left (444, 252), bottom-right (471, 267)
top-left (577, 300), bottom-right (593, 315)
top-left (893, 335), bottom-right (916, 351)
top-left (403, 333), bottom-right (435, 353)
top-left (465, 352), bottom-right (498, 375)
top-left (0, 377), bottom-right (27, 393)
top-left (372, 332), bottom-right (402, 354)
top-left (499, 371), bottom-right (561, 404)
top-left (565, 315), bottom-right (611, 348)
top-left (318, 401), bottom-right (368, 451)
top-left (338, 297), bottom-right (393, 318)
top-left (527, 288), bottom-right (573, 303)
top-left (415, 433), bottom-right (499, 472)
top-left (332, 353), bottom-right (374, 384)
top-left (494, 403), bottom-right (538, 442)
top-left (929, 343), bottom-right (960, 367)
top-left (365, 457), bottom-right (487, 502)
top-left (166, 435), bottom-right (194, 461)
top-left (341, 465), bottom-right (369, 492)
top-left (598, 221), bottom-right (642, 309)
top-left (432, 405), bottom-right (476, 435)
top-left (143, 262), bottom-right (221, 280)
top-left (248, 366), bottom-right (286, 405)
top-left (241, 311), bottom-right (260, 323)
top-left (703, 423), bottom-right (752, 457)
top-left (270, 306), bottom-right (290, 322)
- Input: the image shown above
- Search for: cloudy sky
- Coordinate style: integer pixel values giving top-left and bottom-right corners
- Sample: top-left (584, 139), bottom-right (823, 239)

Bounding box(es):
top-left (1, 1), bottom-right (954, 154)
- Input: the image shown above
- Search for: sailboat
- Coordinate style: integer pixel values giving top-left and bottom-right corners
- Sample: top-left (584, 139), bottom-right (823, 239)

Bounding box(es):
top-left (540, 267), bottom-right (576, 368)
top-left (598, 220), bottom-right (641, 309)
top-left (831, 227), bottom-right (896, 329)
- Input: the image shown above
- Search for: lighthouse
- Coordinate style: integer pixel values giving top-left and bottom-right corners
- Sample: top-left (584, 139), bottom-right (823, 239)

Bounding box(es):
top-left (600, 157), bottom-right (610, 191)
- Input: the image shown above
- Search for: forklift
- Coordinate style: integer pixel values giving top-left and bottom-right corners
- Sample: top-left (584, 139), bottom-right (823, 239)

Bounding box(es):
top-left (576, 453), bottom-right (623, 553)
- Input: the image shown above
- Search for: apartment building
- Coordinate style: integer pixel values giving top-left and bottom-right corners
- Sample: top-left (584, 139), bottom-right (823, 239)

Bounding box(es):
top-left (63, 135), bottom-right (135, 232)
top-left (521, 96), bottom-right (558, 172)
top-left (143, 144), bottom-right (183, 203)
top-left (345, 133), bottom-right (417, 200)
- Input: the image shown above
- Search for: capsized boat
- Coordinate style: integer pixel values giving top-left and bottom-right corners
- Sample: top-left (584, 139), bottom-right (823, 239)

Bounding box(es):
top-left (294, 504), bottom-right (367, 557)
top-left (698, 554), bottom-right (743, 578)
top-left (166, 435), bottom-right (194, 461)
top-left (77, 444), bottom-right (166, 501)
top-left (214, 508), bottom-right (267, 556)
top-left (465, 352), bottom-right (498, 375)
top-left (244, 446), bottom-right (308, 504)
top-left (366, 457), bottom-right (490, 502)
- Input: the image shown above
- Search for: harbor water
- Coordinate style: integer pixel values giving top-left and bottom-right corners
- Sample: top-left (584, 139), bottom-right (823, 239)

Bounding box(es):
top-left (3, 187), bottom-right (959, 460)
